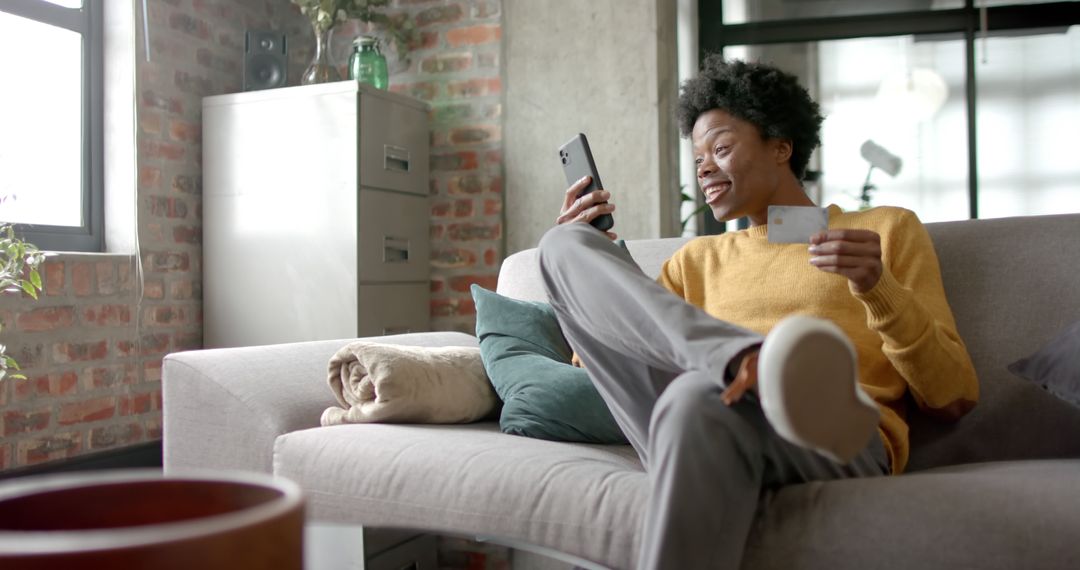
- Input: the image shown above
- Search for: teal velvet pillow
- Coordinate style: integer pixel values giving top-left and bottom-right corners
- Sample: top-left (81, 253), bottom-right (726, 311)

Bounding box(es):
top-left (471, 285), bottom-right (627, 444)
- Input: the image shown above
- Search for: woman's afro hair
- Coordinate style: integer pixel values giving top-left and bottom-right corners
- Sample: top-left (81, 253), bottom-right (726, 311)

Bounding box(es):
top-left (677, 55), bottom-right (824, 180)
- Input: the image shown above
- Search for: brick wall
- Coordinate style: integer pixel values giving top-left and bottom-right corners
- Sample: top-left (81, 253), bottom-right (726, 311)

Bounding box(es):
top-left (0, 0), bottom-right (503, 472)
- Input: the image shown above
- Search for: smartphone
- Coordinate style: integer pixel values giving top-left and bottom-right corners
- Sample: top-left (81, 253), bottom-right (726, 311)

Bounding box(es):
top-left (558, 133), bottom-right (614, 232)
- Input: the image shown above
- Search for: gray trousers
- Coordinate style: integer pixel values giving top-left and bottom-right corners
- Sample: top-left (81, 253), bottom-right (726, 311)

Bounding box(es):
top-left (537, 224), bottom-right (889, 570)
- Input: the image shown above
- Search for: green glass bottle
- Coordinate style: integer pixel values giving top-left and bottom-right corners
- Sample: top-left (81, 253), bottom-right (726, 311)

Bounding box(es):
top-left (348, 35), bottom-right (389, 90)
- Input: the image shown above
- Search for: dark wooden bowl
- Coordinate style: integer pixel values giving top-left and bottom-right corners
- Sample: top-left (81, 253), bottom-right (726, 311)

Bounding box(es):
top-left (0, 470), bottom-right (304, 569)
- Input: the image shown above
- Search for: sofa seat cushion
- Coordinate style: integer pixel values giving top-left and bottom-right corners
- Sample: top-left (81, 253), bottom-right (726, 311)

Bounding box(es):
top-left (273, 422), bottom-right (645, 569)
top-left (746, 459), bottom-right (1080, 570)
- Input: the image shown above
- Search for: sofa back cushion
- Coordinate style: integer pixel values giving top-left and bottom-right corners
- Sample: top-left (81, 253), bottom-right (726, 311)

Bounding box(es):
top-left (498, 214), bottom-right (1080, 470)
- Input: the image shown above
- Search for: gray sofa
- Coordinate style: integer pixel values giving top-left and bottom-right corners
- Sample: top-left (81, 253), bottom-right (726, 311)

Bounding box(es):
top-left (164, 213), bottom-right (1080, 569)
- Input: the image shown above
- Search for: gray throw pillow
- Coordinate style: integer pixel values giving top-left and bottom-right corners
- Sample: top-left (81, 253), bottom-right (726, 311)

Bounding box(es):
top-left (1008, 320), bottom-right (1080, 407)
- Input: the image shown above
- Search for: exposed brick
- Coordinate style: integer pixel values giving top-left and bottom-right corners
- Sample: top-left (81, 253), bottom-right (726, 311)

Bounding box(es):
top-left (19, 432), bottom-right (82, 465)
top-left (4, 409), bottom-right (51, 436)
top-left (483, 199), bottom-right (501, 216)
top-left (142, 90), bottom-right (183, 114)
top-left (43, 261), bottom-right (65, 296)
top-left (431, 278), bottom-right (445, 293)
top-left (145, 418), bottom-right (163, 440)
top-left (430, 297), bottom-right (475, 317)
top-left (168, 118), bottom-right (201, 142)
top-left (430, 224), bottom-right (445, 240)
top-left (173, 331), bottom-right (202, 352)
top-left (449, 125), bottom-right (500, 145)
top-left (118, 263), bottom-right (135, 294)
top-left (0, 444), bottom-right (8, 470)
top-left (84, 365), bottom-right (137, 390)
top-left (173, 225), bottom-right (201, 244)
top-left (139, 167), bottom-right (162, 190)
top-left (170, 281), bottom-right (198, 300)
top-left (484, 248), bottom-right (498, 266)
top-left (146, 252), bottom-right (191, 273)
top-left (408, 30), bottom-right (439, 51)
top-left (195, 48), bottom-right (240, 73)
top-left (140, 333), bottom-right (171, 356)
top-left (140, 111), bottom-right (163, 135)
top-left (143, 306), bottom-right (186, 327)
top-left (172, 174), bottom-right (200, 194)
top-left (143, 280), bottom-right (165, 300)
top-left (58, 397), bottom-right (116, 425)
top-left (119, 393), bottom-right (153, 416)
top-left (446, 78), bottom-right (501, 98)
top-left (431, 248), bottom-right (477, 269)
top-left (82, 304), bottom-right (132, 327)
top-left (446, 24), bottom-right (501, 47)
top-left (432, 151), bottom-right (479, 172)
top-left (453, 198), bottom-right (474, 218)
top-left (477, 51), bottom-right (499, 69)
top-left (169, 13), bottom-right (210, 40)
top-left (490, 176), bottom-right (503, 193)
top-left (431, 103), bottom-right (474, 124)
top-left (96, 262), bottom-right (117, 295)
top-left (447, 174), bottom-right (486, 194)
top-left (449, 274), bottom-right (498, 293)
top-left (147, 196), bottom-right (189, 219)
top-left (421, 53), bottom-right (472, 73)
top-left (72, 262), bottom-right (93, 296)
top-left (53, 340), bottom-right (109, 363)
top-left (471, 0), bottom-right (500, 19)
top-left (416, 4), bottom-right (463, 27)
top-left (447, 222), bottom-right (501, 241)
top-left (389, 81), bottom-right (438, 101)
top-left (14, 371), bottom-right (78, 401)
top-left (144, 359), bottom-right (164, 382)
top-left (141, 140), bottom-right (186, 161)
top-left (484, 149), bottom-right (503, 166)
top-left (17, 306), bottom-right (75, 332)
top-left (432, 200), bottom-right (452, 218)
top-left (90, 423), bottom-right (144, 449)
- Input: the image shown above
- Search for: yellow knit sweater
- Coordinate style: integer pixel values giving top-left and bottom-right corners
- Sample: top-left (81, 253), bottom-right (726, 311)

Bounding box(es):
top-left (658, 205), bottom-right (979, 473)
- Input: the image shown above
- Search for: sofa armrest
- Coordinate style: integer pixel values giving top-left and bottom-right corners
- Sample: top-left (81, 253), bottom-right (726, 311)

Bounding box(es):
top-left (163, 332), bottom-right (479, 474)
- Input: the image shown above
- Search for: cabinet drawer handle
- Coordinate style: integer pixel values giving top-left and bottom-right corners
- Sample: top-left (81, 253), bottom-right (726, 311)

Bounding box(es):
top-left (384, 144), bottom-right (410, 173)
top-left (383, 236), bottom-right (410, 263)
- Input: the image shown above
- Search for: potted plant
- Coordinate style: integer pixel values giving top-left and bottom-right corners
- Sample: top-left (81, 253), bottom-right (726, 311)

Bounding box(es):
top-left (0, 223), bottom-right (46, 381)
top-left (291, 0), bottom-right (415, 84)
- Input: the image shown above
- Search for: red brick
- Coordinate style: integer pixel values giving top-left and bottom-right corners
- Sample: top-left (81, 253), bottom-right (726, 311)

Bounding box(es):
top-left (119, 393), bottom-right (153, 416)
top-left (432, 200), bottom-right (452, 218)
top-left (477, 52), bottom-right (499, 69)
top-left (173, 330), bottom-right (202, 352)
top-left (139, 167), bottom-right (162, 190)
top-left (144, 279), bottom-right (165, 300)
top-left (195, 48), bottom-right (240, 74)
top-left (453, 199), bottom-right (474, 218)
top-left (17, 306), bottom-right (75, 332)
top-left (432, 151), bottom-right (479, 172)
top-left (43, 261), bottom-right (65, 296)
top-left (170, 281), bottom-right (197, 300)
top-left (449, 275), bottom-right (498, 293)
top-left (58, 397), bottom-right (116, 425)
top-left (389, 81), bottom-right (438, 101)
top-left (169, 118), bottom-right (201, 142)
top-left (431, 248), bottom-right (477, 269)
top-left (174, 71), bottom-right (213, 98)
top-left (484, 248), bottom-right (499, 266)
top-left (96, 262), bottom-right (117, 295)
top-left (116, 340), bottom-right (137, 358)
top-left (430, 224), bottom-right (445, 240)
top-left (416, 4), bottom-right (463, 27)
top-left (172, 174), bottom-right (200, 194)
top-left (173, 225), bottom-right (201, 244)
top-left (483, 199), bottom-right (502, 216)
top-left (449, 125), bottom-right (500, 145)
top-left (143, 306), bottom-right (186, 327)
top-left (72, 262), bottom-right (93, 296)
top-left (146, 252), bottom-right (190, 273)
top-left (490, 176), bottom-right (503, 193)
top-left (446, 25), bottom-right (501, 47)
top-left (446, 78), bottom-right (501, 98)
top-left (142, 89), bottom-right (183, 114)
top-left (169, 12), bottom-right (210, 40)
top-left (14, 371), bottom-right (79, 401)
top-left (147, 196), bottom-right (189, 219)
top-left (90, 423), bottom-right (145, 449)
top-left (140, 333), bottom-right (171, 356)
top-left (53, 340), bottom-right (109, 363)
top-left (83, 304), bottom-right (132, 327)
top-left (447, 174), bottom-right (486, 194)
top-left (484, 149), bottom-right (503, 166)
top-left (144, 359), bottom-right (164, 382)
top-left (421, 53), bottom-right (472, 73)
top-left (139, 111), bottom-right (162, 135)
top-left (448, 222), bottom-right (501, 241)
top-left (141, 140), bottom-right (186, 161)
top-left (3, 409), bottom-right (51, 436)
top-left (118, 263), bottom-right (135, 294)
top-left (84, 365), bottom-right (137, 390)
top-left (431, 278), bottom-right (445, 293)
top-left (471, 0), bottom-right (500, 18)
top-left (0, 444), bottom-right (8, 470)
top-left (145, 418), bottom-right (163, 440)
top-left (409, 30), bottom-right (439, 51)
top-left (19, 432), bottom-right (82, 465)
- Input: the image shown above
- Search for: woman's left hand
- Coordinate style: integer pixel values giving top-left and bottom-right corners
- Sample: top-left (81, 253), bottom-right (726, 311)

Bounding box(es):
top-left (808, 229), bottom-right (883, 294)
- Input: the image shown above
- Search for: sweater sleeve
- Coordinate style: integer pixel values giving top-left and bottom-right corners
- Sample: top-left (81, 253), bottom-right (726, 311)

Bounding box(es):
top-left (851, 210), bottom-right (979, 420)
top-left (658, 254), bottom-right (685, 297)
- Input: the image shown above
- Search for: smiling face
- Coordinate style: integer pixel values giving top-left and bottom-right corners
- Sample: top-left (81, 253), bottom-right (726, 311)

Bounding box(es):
top-left (692, 108), bottom-right (800, 226)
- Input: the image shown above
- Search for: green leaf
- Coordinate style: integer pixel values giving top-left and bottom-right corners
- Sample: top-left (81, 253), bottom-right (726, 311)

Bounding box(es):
top-left (30, 268), bottom-right (42, 290)
top-left (20, 280), bottom-right (38, 299)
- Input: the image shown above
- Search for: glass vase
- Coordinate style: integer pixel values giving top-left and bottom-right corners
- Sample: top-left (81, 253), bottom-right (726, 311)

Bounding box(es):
top-left (301, 24), bottom-right (341, 85)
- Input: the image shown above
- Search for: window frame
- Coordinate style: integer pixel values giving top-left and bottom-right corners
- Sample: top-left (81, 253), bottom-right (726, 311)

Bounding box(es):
top-left (699, 0), bottom-right (1080, 232)
top-left (2, 0), bottom-right (104, 252)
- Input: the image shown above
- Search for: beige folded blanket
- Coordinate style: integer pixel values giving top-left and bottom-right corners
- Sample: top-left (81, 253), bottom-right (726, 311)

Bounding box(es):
top-left (321, 342), bottom-right (496, 426)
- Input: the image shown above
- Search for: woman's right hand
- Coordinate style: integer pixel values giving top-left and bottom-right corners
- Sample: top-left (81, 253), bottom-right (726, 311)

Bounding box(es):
top-left (554, 176), bottom-right (617, 240)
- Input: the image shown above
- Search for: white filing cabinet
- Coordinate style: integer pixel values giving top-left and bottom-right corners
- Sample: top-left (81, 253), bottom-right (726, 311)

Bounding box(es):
top-left (202, 81), bottom-right (430, 348)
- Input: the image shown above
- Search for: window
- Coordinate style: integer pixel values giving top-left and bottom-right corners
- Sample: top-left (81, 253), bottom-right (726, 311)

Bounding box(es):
top-left (0, 0), bottom-right (103, 251)
top-left (698, 0), bottom-right (1080, 231)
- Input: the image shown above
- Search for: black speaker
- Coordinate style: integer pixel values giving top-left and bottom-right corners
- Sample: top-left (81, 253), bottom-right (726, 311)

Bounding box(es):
top-left (244, 30), bottom-right (287, 91)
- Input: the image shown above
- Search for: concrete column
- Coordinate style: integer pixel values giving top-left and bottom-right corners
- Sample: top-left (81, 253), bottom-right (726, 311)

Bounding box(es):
top-left (504, 0), bottom-right (679, 254)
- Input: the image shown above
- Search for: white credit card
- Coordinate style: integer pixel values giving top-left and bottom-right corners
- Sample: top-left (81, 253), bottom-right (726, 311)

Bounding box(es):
top-left (767, 206), bottom-right (828, 244)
